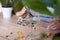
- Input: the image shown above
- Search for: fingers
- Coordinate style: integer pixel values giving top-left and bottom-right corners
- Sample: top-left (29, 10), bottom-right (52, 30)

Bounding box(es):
top-left (47, 20), bottom-right (59, 30)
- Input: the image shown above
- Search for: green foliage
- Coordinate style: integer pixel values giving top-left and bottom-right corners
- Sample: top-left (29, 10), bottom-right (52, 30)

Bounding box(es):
top-left (0, 0), bottom-right (24, 12)
top-left (1, 0), bottom-right (60, 16)
top-left (13, 0), bottom-right (24, 12)
top-left (54, 6), bottom-right (60, 16)
top-left (0, 0), bottom-right (13, 7)
top-left (22, 0), bottom-right (60, 16)
top-left (57, 0), bottom-right (60, 6)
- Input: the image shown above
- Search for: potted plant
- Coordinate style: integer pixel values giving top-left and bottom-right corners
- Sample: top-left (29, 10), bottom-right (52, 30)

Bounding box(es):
top-left (0, 0), bottom-right (13, 18)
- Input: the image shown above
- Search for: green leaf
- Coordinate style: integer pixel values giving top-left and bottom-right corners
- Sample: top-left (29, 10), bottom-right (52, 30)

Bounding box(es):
top-left (22, 0), bottom-right (54, 16)
top-left (41, 0), bottom-right (54, 6)
top-left (0, 0), bottom-right (12, 7)
top-left (13, 0), bottom-right (24, 12)
top-left (54, 6), bottom-right (60, 16)
top-left (57, 0), bottom-right (60, 6)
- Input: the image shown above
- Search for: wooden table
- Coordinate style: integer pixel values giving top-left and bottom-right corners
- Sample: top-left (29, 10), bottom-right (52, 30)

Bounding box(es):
top-left (0, 13), bottom-right (52, 40)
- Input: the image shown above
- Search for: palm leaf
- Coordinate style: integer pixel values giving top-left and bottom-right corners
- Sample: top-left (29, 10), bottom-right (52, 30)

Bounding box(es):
top-left (57, 0), bottom-right (60, 6)
top-left (0, 0), bottom-right (12, 7)
top-left (22, 0), bottom-right (55, 16)
top-left (53, 0), bottom-right (60, 16)
top-left (12, 0), bottom-right (60, 16)
top-left (54, 6), bottom-right (60, 16)
top-left (13, 0), bottom-right (24, 12)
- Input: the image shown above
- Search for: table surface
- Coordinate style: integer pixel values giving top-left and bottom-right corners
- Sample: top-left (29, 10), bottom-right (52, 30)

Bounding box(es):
top-left (0, 13), bottom-right (51, 40)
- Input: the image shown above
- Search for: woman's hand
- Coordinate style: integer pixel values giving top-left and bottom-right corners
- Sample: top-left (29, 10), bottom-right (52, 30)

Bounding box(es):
top-left (47, 19), bottom-right (60, 30)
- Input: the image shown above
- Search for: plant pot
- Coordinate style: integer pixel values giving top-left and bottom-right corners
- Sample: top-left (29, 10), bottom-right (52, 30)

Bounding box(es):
top-left (2, 7), bottom-right (12, 18)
